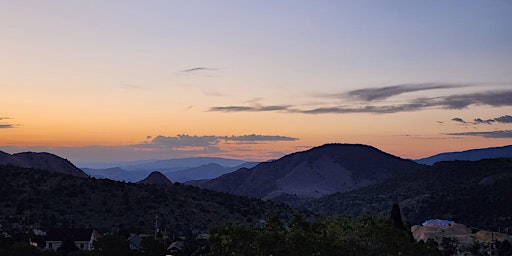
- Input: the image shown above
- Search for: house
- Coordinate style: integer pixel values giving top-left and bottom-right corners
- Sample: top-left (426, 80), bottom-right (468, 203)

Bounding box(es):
top-left (45, 228), bottom-right (98, 251)
top-left (127, 234), bottom-right (143, 250)
top-left (167, 240), bottom-right (185, 254)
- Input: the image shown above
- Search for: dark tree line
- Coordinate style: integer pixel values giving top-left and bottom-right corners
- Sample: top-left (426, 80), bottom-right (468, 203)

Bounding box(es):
top-left (209, 213), bottom-right (442, 256)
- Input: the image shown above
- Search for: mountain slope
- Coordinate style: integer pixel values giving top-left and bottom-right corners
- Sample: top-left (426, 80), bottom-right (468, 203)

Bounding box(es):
top-left (415, 145), bottom-right (512, 165)
top-left (0, 150), bottom-right (87, 178)
top-left (305, 158), bottom-right (512, 231)
top-left (197, 144), bottom-right (422, 200)
top-left (0, 165), bottom-right (294, 234)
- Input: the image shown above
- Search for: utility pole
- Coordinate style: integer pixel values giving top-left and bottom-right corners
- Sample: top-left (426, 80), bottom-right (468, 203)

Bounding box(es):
top-left (154, 214), bottom-right (159, 239)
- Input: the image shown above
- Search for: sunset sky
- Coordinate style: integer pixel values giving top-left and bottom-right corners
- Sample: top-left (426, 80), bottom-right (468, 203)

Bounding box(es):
top-left (1, 1), bottom-right (511, 164)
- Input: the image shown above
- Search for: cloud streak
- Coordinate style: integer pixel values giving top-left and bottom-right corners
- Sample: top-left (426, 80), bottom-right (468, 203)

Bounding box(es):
top-left (182, 67), bottom-right (219, 73)
top-left (209, 88), bottom-right (512, 114)
top-left (0, 116), bottom-right (15, 129)
top-left (209, 105), bottom-right (290, 112)
top-left (344, 83), bottom-right (466, 101)
top-left (445, 130), bottom-right (512, 138)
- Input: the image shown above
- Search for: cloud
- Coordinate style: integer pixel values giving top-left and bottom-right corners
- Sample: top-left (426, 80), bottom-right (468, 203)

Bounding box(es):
top-left (0, 116), bottom-right (15, 129)
top-left (494, 115), bottom-right (512, 124)
top-left (209, 105), bottom-right (290, 112)
top-left (451, 118), bottom-right (466, 123)
top-left (224, 134), bottom-right (298, 142)
top-left (473, 118), bottom-right (495, 125)
top-left (182, 67), bottom-right (219, 73)
top-left (438, 90), bottom-right (512, 108)
top-left (455, 115), bottom-right (512, 125)
top-left (344, 83), bottom-right (466, 101)
top-left (146, 135), bottom-right (220, 149)
top-left (208, 82), bottom-right (512, 114)
top-left (445, 130), bottom-right (512, 138)
top-left (138, 134), bottom-right (298, 149)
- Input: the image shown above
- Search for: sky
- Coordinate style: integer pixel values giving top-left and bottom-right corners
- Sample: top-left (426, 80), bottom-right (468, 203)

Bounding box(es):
top-left (1, 0), bottom-right (512, 164)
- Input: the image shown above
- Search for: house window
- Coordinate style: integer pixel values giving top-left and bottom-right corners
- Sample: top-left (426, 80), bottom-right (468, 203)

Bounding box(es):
top-left (80, 243), bottom-right (85, 249)
top-left (48, 242), bottom-right (52, 249)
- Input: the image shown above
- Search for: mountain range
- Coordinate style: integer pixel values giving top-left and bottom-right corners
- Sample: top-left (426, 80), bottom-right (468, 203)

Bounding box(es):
top-left (76, 144), bottom-right (512, 184)
top-left (195, 144), bottom-right (422, 201)
top-left (82, 161), bottom-right (259, 183)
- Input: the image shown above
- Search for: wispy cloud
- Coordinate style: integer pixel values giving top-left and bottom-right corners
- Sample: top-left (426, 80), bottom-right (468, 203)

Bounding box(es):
top-left (209, 88), bottom-right (512, 114)
top-left (344, 83), bottom-right (466, 101)
top-left (182, 67), bottom-right (219, 73)
top-left (209, 105), bottom-right (290, 112)
top-left (0, 116), bottom-right (15, 129)
top-left (445, 130), bottom-right (512, 138)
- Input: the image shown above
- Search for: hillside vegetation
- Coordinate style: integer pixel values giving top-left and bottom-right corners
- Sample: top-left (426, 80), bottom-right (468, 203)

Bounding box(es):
top-left (306, 158), bottom-right (512, 230)
top-left (0, 165), bottom-right (294, 235)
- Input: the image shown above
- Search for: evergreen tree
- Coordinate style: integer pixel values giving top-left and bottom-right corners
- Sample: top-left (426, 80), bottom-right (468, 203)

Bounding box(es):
top-left (390, 203), bottom-right (406, 230)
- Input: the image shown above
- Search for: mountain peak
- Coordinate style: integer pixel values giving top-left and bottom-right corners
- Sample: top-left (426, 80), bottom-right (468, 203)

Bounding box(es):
top-left (137, 171), bottom-right (173, 185)
top-left (0, 150), bottom-right (88, 178)
top-left (198, 143), bottom-right (421, 202)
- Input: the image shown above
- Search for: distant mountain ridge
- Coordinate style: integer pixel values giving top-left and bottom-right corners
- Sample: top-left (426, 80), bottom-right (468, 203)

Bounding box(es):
top-left (82, 161), bottom-right (260, 183)
top-left (196, 144), bottom-right (421, 201)
top-left (415, 145), bottom-right (512, 165)
top-left (0, 150), bottom-right (87, 178)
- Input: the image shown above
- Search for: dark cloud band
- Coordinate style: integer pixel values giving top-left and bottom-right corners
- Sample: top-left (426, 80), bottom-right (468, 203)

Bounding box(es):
top-left (209, 89), bottom-right (512, 114)
top-left (445, 130), bottom-right (512, 138)
top-left (345, 83), bottom-right (466, 101)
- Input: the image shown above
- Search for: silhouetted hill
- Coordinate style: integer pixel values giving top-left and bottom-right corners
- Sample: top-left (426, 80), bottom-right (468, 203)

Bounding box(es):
top-left (305, 158), bottom-right (512, 231)
top-left (197, 144), bottom-right (421, 202)
top-left (0, 150), bottom-right (87, 178)
top-left (137, 171), bottom-right (173, 185)
top-left (0, 165), bottom-right (294, 234)
top-left (415, 145), bottom-right (512, 165)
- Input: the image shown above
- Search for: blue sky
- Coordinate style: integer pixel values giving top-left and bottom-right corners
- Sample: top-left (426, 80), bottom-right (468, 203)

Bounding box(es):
top-left (1, 1), bottom-right (511, 163)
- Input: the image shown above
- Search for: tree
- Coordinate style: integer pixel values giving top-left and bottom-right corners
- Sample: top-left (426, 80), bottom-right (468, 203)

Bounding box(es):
top-left (58, 239), bottom-right (79, 254)
top-left (93, 234), bottom-right (133, 256)
top-left (390, 203), bottom-right (405, 230)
